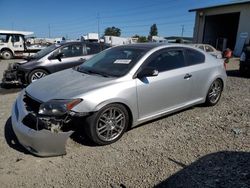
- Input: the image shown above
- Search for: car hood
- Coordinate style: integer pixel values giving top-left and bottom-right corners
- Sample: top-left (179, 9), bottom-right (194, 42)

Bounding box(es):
top-left (17, 60), bottom-right (28, 64)
top-left (18, 59), bottom-right (40, 69)
top-left (25, 68), bottom-right (116, 102)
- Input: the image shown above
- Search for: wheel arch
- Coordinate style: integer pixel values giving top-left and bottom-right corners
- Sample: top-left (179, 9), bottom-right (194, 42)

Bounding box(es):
top-left (95, 101), bottom-right (134, 130)
top-left (1, 47), bottom-right (14, 54)
top-left (204, 72), bottom-right (226, 94)
top-left (29, 67), bottom-right (51, 74)
top-left (216, 77), bottom-right (224, 91)
top-left (1, 48), bottom-right (14, 57)
top-left (209, 76), bottom-right (225, 91)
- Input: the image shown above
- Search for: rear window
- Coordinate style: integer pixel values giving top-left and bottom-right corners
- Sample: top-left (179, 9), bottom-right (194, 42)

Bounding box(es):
top-left (185, 48), bottom-right (205, 66)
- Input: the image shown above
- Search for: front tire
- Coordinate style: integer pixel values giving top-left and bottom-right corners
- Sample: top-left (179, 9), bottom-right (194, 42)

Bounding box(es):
top-left (85, 103), bottom-right (129, 145)
top-left (205, 79), bottom-right (223, 106)
top-left (28, 69), bottom-right (48, 84)
top-left (1, 50), bottom-right (13, 60)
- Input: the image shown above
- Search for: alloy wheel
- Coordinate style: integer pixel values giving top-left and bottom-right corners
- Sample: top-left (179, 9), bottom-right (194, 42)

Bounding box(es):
top-left (96, 107), bottom-right (126, 142)
top-left (30, 71), bottom-right (47, 82)
top-left (208, 79), bottom-right (222, 104)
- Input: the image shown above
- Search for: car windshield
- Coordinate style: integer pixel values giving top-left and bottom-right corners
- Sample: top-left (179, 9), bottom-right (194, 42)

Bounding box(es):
top-left (31, 44), bottom-right (59, 59)
top-left (78, 46), bottom-right (148, 77)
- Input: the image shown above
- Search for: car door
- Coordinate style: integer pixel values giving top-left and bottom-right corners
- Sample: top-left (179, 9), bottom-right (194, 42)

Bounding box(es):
top-left (11, 35), bottom-right (24, 51)
top-left (136, 48), bottom-right (193, 120)
top-left (49, 43), bottom-right (87, 72)
top-left (184, 48), bottom-right (211, 101)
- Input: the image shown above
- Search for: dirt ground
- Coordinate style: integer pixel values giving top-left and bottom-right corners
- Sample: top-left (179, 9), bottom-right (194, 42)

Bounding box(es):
top-left (0, 58), bottom-right (249, 188)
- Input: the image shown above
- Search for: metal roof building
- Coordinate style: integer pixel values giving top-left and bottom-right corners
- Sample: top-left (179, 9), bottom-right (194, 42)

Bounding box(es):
top-left (189, 1), bottom-right (250, 56)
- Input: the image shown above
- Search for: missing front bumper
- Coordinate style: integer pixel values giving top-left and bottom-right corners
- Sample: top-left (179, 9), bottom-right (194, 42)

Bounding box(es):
top-left (11, 91), bottom-right (75, 157)
top-left (2, 63), bottom-right (23, 85)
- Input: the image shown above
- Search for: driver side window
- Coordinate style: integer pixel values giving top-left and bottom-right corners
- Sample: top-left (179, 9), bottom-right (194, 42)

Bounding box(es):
top-left (146, 49), bottom-right (186, 72)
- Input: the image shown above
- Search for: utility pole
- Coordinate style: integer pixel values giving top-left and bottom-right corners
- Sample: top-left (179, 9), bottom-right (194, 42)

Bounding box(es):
top-left (97, 12), bottom-right (100, 39)
top-left (181, 25), bottom-right (184, 37)
top-left (48, 24), bottom-right (51, 38)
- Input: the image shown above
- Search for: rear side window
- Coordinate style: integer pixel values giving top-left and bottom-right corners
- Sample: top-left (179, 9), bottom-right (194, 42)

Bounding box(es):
top-left (86, 43), bottom-right (101, 55)
top-left (185, 49), bottom-right (205, 66)
top-left (198, 45), bottom-right (204, 51)
top-left (65, 44), bottom-right (83, 57)
top-left (205, 45), bottom-right (214, 52)
top-left (147, 49), bottom-right (185, 72)
top-left (13, 35), bottom-right (20, 42)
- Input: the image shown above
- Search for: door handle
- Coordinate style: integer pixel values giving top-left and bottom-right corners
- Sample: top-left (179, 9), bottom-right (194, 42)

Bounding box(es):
top-left (184, 73), bottom-right (192, 79)
top-left (79, 58), bottom-right (86, 62)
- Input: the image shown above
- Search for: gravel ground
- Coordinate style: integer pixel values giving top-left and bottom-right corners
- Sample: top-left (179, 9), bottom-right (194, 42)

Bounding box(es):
top-left (0, 58), bottom-right (249, 188)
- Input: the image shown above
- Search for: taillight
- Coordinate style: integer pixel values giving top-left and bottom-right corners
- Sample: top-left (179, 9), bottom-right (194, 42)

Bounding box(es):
top-left (224, 61), bottom-right (227, 69)
top-left (224, 58), bottom-right (229, 69)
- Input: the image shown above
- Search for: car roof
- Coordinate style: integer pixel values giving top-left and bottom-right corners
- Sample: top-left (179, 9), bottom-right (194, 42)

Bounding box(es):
top-left (54, 41), bottom-right (78, 46)
top-left (192, 43), bottom-right (213, 46)
top-left (116, 43), bottom-right (200, 51)
top-left (58, 41), bottom-right (103, 46)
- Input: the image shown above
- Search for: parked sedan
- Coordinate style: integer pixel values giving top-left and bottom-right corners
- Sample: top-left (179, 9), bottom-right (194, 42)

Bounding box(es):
top-left (11, 43), bottom-right (227, 156)
top-left (2, 41), bottom-right (108, 86)
top-left (192, 44), bottom-right (222, 59)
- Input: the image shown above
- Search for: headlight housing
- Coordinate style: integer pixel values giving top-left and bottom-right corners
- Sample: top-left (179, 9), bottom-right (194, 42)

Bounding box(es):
top-left (38, 99), bottom-right (82, 116)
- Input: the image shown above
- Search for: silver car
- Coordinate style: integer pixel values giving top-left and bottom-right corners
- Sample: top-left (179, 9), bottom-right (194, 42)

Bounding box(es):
top-left (192, 44), bottom-right (222, 59)
top-left (11, 43), bottom-right (227, 156)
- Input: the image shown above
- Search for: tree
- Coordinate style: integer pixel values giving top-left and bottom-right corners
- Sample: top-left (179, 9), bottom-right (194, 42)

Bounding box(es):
top-left (148, 24), bottom-right (158, 40)
top-left (133, 35), bottom-right (148, 43)
top-left (104, 26), bottom-right (121, 36)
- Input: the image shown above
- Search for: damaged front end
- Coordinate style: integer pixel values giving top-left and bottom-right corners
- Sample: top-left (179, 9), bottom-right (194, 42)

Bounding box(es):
top-left (2, 63), bottom-right (24, 86)
top-left (11, 90), bottom-right (86, 157)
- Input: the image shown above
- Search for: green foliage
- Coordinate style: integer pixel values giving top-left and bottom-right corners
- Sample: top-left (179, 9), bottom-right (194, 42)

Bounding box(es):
top-left (149, 24), bottom-right (158, 37)
top-left (104, 26), bottom-right (121, 36)
top-left (133, 35), bottom-right (148, 43)
top-left (175, 38), bottom-right (184, 43)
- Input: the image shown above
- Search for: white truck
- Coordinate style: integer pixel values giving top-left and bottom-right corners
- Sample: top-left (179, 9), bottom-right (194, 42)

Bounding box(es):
top-left (82, 33), bottom-right (99, 42)
top-left (0, 30), bottom-right (44, 59)
top-left (104, 36), bottom-right (138, 46)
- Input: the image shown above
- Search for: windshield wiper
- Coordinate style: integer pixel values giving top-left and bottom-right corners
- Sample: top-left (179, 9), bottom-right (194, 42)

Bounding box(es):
top-left (24, 56), bottom-right (36, 61)
top-left (78, 68), bottom-right (110, 77)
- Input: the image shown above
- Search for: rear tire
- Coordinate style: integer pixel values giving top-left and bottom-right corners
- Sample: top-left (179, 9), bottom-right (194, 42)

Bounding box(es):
top-left (85, 103), bottom-right (129, 145)
top-left (28, 69), bottom-right (48, 84)
top-left (1, 50), bottom-right (13, 60)
top-left (205, 79), bottom-right (223, 106)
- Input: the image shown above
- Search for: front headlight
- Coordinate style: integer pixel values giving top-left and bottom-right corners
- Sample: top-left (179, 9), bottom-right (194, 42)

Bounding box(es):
top-left (38, 99), bottom-right (82, 116)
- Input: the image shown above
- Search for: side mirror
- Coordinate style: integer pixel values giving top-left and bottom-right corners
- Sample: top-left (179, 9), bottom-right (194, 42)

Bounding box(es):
top-left (56, 52), bottom-right (64, 61)
top-left (136, 67), bottom-right (159, 78)
top-left (49, 52), bottom-right (64, 61)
